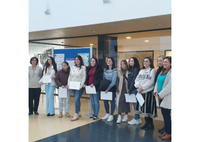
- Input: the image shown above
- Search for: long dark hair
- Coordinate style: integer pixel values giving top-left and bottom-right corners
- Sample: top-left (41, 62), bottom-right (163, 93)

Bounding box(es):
top-left (88, 56), bottom-right (98, 73)
top-left (120, 60), bottom-right (129, 72)
top-left (62, 62), bottom-right (70, 72)
top-left (129, 57), bottom-right (140, 70)
top-left (142, 57), bottom-right (154, 69)
top-left (42, 56), bottom-right (58, 76)
top-left (161, 56), bottom-right (171, 75)
top-left (75, 55), bottom-right (84, 69)
top-left (106, 57), bottom-right (115, 70)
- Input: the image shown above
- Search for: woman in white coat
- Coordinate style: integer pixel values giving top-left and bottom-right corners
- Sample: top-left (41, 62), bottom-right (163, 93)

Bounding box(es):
top-left (154, 56), bottom-right (171, 140)
top-left (39, 56), bottom-right (58, 116)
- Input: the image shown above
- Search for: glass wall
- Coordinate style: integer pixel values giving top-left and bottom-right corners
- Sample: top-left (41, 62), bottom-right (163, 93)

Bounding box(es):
top-left (107, 29), bottom-right (171, 70)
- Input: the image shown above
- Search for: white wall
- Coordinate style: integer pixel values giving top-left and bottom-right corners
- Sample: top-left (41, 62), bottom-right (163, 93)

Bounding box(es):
top-left (29, 0), bottom-right (171, 32)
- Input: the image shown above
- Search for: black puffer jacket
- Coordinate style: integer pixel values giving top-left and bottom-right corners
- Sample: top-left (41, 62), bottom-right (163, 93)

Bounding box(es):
top-left (84, 64), bottom-right (103, 91)
top-left (128, 67), bottom-right (140, 94)
top-left (154, 66), bottom-right (163, 84)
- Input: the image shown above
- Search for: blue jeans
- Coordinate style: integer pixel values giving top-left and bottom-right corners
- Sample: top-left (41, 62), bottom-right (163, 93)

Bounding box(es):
top-left (89, 91), bottom-right (100, 116)
top-left (132, 89), bottom-right (140, 120)
top-left (59, 89), bottom-right (70, 113)
top-left (45, 83), bottom-right (56, 114)
top-left (161, 107), bottom-right (171, 134)
top-left (103, 91), bottom-right (116, 115)
top-left (71, 88), bottom-right (84, 114)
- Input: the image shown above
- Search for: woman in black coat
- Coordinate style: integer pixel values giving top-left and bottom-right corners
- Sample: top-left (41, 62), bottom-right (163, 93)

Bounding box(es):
top-left (127, 57), bottom-right (141, 125)
top-left (83, 57), bottom-right (103, 120)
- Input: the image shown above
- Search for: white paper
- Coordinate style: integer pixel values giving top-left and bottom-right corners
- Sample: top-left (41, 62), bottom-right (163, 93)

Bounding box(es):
top-left (86, 86), bottom-right (96, 94)
top-left (116, 95), bottom-right (119, 106)
top-left (66, 58), bottom-right (75, 67)
top-left (55, 54), bottom-right (65, 71)
top-left (125, 94), bottom-right (137, 103)
top-left (58, 87), bottom-right (68, 98)
top-left (100, 91), bottom-right (112, 100)
top-left (136, 93), bottom-right (145, 106)
top-left (42, 75), bottom-right (51, 83)
top-left (69, 81), bottom-right (81, 90)
top-left (156, 97), bottom-right (160, 107)
top-left (41, 84), bottom-right (45, 91)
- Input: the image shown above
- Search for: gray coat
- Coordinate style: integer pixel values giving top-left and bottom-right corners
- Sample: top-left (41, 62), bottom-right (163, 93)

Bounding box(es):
top-left (154, 69), bottom-right (171, 109)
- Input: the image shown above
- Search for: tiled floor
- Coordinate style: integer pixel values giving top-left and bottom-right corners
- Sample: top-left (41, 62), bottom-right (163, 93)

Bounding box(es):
top-left (29, 93), bottom-right (166, 142)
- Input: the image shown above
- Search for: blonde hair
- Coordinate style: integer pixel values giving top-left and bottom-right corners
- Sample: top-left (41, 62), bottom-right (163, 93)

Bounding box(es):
top-left (157, 55), bottom-right (165, 59)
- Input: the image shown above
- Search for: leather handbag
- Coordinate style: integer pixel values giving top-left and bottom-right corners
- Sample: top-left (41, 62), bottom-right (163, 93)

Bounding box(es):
top-left (99, 79), bottom-right (116, 92)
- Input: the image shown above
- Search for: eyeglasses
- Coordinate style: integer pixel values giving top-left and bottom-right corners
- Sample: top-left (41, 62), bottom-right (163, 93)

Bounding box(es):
top-left (143, 60), bottom-right (149, 63)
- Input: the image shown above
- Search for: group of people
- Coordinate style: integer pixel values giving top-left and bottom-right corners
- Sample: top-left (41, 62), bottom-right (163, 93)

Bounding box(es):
top-left (29, 54), bottom-right (171, 140)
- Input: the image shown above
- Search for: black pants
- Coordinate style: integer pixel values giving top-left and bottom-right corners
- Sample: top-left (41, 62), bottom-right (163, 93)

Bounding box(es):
top-left (161, 107), bottom-right (171, 134)
top-left (29, 88), bottom-right (41, 113)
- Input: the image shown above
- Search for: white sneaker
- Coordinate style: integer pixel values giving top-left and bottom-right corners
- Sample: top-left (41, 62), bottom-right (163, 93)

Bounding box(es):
top-left (58, 112), bottom-right (63, 118)
top-left (107, 115), bottom-right (113, 122)
top-left (102, 114), bottom-right (110, 120)
top-left (122, 114), bottom-right (128, 122)
top-left (116, 115), bottom-right (122, 123)
top-left (78, 112), bottom-right (82, 117)
top-left (71, 113), bottom-right (79, 121)
top-left (128, 118), bottom-right (142, 125)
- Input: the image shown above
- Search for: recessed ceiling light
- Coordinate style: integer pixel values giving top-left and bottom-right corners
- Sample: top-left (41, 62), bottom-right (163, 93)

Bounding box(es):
top-left (90, 44), bottom-right (93, 46)
top-left (126, 37), bottom-right (131, 39)
top-left (145, 40), bottom-right (149, 42)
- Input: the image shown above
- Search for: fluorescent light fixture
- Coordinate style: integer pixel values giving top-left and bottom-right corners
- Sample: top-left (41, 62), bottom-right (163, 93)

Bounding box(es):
top-left (144, 40), bottom-right (149, 42)
top-left (126, 37), bottom-right (131, 39)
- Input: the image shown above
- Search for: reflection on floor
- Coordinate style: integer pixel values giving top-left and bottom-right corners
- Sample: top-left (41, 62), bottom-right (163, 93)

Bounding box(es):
top-left (29, 93), bottom-right (166, 142)
top-left (35, 115), bottom-right (170, 142)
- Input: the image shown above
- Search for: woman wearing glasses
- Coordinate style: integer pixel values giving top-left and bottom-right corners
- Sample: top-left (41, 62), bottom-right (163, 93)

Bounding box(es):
top-left (134, 57), bottom-right (157, 130)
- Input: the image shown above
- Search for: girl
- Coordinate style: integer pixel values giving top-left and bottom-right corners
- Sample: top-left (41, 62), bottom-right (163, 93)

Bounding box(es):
top-left (67, 55), bottom-right (86, 121)
top-left (83, 57), bottom-right (103, 120)
top-left (39, 56), bottom-right (58, 116)
top-left (127, 57), bottom-right (141, 125)
top-left (55, 62), bottom-right (71, 118)
top-left (134, 57), bottom-right (157, 129)
top-left (154, 57), bottom-right (171, 140)
top-left (101, 57), bottom-right (118, 122)
top-left (29, 57), bottom-right (43, 115)
top-left (116, 60), bottom-right (130, 123)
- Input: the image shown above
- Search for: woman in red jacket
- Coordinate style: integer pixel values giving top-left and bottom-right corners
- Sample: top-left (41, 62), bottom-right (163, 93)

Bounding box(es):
top-left (55, 62), bottom-right (71, 118)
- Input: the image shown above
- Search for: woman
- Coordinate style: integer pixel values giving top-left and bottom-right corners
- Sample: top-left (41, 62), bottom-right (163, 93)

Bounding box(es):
top-left (83, 57), bottom-right (103, 120)
top-left (101, 57), bottom-right (118, 122)
top-left (127, 57), bottom-right (141, 125)
top-left (55, 62), bottom-right (71, 118)
top-left (29, 57), bottom-right (43, 115)
top-left (155, 55), bottom-right (165, 84)
top-left (39, 56), bottom-right (57, 116)
top-left (134, 57), bottom-right (156, 129)
top-left (116, 60), bottom-right (130, 123)
top-left (154, 57), bottom-right (171, 140)
top-left (155, 55), bottom-right (165, 134)
top-left (67, 55), bottom-right (86, 121)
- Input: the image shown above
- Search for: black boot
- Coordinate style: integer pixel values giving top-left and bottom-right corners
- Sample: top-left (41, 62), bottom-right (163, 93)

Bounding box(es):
top-left (141, 117), bottom-right (149, 129)
top-left (145, 117), bottom-right (154, 130)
